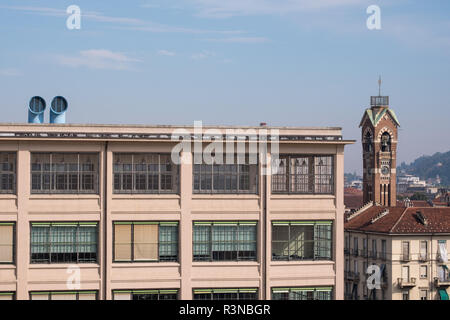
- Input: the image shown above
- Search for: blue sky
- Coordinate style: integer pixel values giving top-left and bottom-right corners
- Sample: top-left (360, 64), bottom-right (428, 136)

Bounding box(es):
top-left (1, 0), bottom-right (449, 173)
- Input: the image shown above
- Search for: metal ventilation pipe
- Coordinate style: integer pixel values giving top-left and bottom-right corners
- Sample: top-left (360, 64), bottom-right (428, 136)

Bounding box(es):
top-left (28, 96), bottom-right (46, 123)
top-left (50, 96), bottom-right (68, 124)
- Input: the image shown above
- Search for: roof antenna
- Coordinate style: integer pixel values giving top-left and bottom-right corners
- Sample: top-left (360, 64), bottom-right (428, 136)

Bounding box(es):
top-left (378, 75), bottom-right (382, 96)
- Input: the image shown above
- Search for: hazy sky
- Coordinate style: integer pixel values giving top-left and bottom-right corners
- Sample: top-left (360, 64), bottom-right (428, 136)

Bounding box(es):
top-left (1, 0), bottom-right (449, 174)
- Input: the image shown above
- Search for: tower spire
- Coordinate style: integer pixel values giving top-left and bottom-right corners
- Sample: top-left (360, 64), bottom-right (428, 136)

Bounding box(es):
top-left (378, 75), bottom-right (382, 96)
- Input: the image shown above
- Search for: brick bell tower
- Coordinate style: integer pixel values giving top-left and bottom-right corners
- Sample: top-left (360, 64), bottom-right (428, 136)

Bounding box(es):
top-left (359, 78), bottom-right (400, 206)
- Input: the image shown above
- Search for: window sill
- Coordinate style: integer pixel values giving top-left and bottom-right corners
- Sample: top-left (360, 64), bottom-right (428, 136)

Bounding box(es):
top-left (0, 264), bottom-right (16, 269)
top-left (192, 194), bottom-right (260, 200)
top-left (112, 194), bottom-right (180, 200)
top-left (29, 263), bottom-right (100, 269)
top-left (270, 260), bottom-right (335, 266)
top-left (29, 194), bottom-right (100, 200)
top-left (112, 262), bottom-right (180, 268)
top-left (0, 194), bottom-right (17, 199)
top-left (270, 194), bottom-right (335, 199)
top-left (193, 261), bottom-right (259, 267)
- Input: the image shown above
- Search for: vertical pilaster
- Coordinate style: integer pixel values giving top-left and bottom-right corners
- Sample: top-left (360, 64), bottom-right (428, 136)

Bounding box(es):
top-left (104, 144), bottom-right (113, 300)
top-left (16, 143), bottom-right (30, 300)
top-left (334, 146), bottom-right (345, 300)
top-left (179, 151), bottom-right (192, 299)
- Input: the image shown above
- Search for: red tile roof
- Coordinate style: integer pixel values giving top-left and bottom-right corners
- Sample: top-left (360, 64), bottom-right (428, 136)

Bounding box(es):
top-left (345, 206), bottom-right (450, 234)
top-left (344, 194), bottom-right (364, 210)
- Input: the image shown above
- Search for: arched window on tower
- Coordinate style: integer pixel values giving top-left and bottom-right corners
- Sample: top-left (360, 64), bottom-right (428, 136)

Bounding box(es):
top-left (364, 131), bottom-right (373, 152)
top-left (381, 132), bottom-right (391, 152)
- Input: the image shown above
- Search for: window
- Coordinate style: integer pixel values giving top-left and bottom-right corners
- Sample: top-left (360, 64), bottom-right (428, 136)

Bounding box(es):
top-left (193, 154), bottom-right (258, 194)
top-left (0, 222), bottom-right (14, 264)
top-left (30, 222), bottom-right (98, 263)
top-left (362, 238), bottom-right (367, 256)
top-left (193, 222), bottom-right (257, 261)
top-left (381, 240), bottom-right (386, 260)
top-left (31, 153), bottom-right (98, 194)
top-left (30, 291), bottom-right (97, 300)
top-left (0, 292), bottom-right (15, 300)
top-left (113, 222), bottom-right (178, 262)
top-left (272, 221), bottom-right (332, 261)
top-left (113, 153), bottom-right (179, 194)
top-left (420, 290), bottom-right (428, 300)
top-left (420, 241), bottom-right (428, 260)
top-left (271, 155), bottom-right (334, 194)
top-left (402, 241), bottom-right (410, 261)
top-left (193, 288), bottom-right (258, 300)
top-left (402, 291), bottom-right (409, 301)
top-left (372, 239), bottom-right (377, 258)
top-left (420, 265), bottom-right (428, 279)
top-left (0, 153), bottom-right (15, 194)
top-left (113, 289), bottom-right (178, 300)
top-left (272, 287), bottom-right (332, 300)
top-left (380, 132), bottom-right (391, 152)
top-left (354, 237), bottom-right (359, 254)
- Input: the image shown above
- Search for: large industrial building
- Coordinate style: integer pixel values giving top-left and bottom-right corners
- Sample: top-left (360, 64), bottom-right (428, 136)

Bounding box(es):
top-left (0, 97), bottom-right (353, 300)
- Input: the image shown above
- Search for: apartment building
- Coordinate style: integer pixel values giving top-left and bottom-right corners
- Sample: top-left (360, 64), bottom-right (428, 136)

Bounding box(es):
top-left (0, 122), bottom-right (353, 300)
top-left (345, 205), bottom-right (450, 300)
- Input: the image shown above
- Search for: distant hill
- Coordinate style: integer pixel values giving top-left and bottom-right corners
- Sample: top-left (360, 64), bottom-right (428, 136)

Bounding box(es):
top-left (398, 151), bottom-right (450, 186)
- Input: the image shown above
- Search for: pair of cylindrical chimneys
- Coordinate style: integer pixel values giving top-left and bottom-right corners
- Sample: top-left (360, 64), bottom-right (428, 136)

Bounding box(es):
top-left (28, 96), bottom-right (68, 124)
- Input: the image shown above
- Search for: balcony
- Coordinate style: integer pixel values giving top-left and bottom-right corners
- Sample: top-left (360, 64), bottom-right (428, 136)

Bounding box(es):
top-left (370, 251), bottom-right (377, 259)
top-left (434, 277), bottom-right (450, 287)
top-left (398, 277), bottom-right (416, 288)
top-left (346, 271), bottom-right (360, 281)
top-left (379, 251), bottom-right (387, 261)
top-left (352, 249), bottom-right (359, 257)
top-left (344, 248), bottom-right (350, 255)
top-left (400, 253), bottom-right (410, 262)
top-left (418, 253), bottom-right (429, 262)
top-left (360, 249), bottom-right (369, 258)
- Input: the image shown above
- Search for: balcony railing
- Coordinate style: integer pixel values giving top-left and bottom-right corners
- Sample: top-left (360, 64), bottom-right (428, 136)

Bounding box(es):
top-left (360, 249), bottom-right (368, 258)
top-left (434, 277), bottom-right (450, 287)
top-left (370, 251), bottom-right (377, 259)
top-left (352, 249), bottom-right (359, 257)
top-left (379, 251), bottom-right (387, 261)
top-left (400, 253), bottom-right (410, 262)
top-left (398, 277), bottom-right (416, 288)
top-left (344, 248), bottom-right (350, 255)
top-left (345, 271), bottom-right (360, 281)
top-left (418, 252), bottom-right (430, 262)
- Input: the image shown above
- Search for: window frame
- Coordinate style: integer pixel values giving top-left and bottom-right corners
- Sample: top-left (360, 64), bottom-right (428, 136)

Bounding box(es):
top-left (29, 291), bottom-right (98, 300)
top-left (113, 153), bottom-right (180, 194)
top-left (0, 222), bottom-right (15, 265)
top-left (193, 154), bottom-right (259, 194)
top-left (192, 222), bottom-right (258, 262)
top-left (193, 288), bottom-right (258, 300)
top-left (30, 152), bottom-right (99, 194)
top-left (113, 289), bottom-right (178, 300)
top-left (271, 154), bottom-right (335, 195)
top-left (30, 222), bottom-right (99, 264)
top-left (271, 221), bottom-right (333, 261)
top-left (271, 287), bottom-right (333, 301)
top-left (0, 152), bottom-right (16, 194)
top-left (112, 222), bottom-right (179, 263)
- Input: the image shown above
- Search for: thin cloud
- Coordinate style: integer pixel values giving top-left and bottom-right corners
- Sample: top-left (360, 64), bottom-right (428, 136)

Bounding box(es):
top-left (186, 0), bottom-right (369, 18)
top-left (204, 37), bottom-right (269, 43)
top-left (191, 50), bottom-right (216, 60)
top-left (0, 68), bottom-right (22, 77)
top-left (157, 50), bottom-right (176, 56)
top-left (55, 49), bottom-right (140, 71)
top-left (1, 5), bottom-right (242, 34)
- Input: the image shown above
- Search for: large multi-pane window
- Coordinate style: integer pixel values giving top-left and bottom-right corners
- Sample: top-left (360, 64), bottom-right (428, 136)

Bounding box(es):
top-left (272, 221), bottom-right (332, 261)
top-left (29, 291), bottom-right (97, 300)
top-left (193, 221), bottom-right (257, 261)
top-left (113, 289), bottom-right (178, 300)
top-left (113, 153), bottom-right (179, 194)
top-left (272, 287), bottom-right (333, 300)
top-left (30, 222), bottom-right (98, 263)
top-left (0, 222), bottom-right (14, 264)
top-left (0, 292), bottom-right (15, 300)
top-left (272, 155), bottom-right (334, 194)
top-left (0, 152), bottom-right (15, 194)
top-left (113, 222), bottom-right (178, 262)
top-left (31, 153), bottom-right (99, 194)
top-left (193, 154), bottom-right (258, 194)
top-left (193, 288), bottom-right (258, 300)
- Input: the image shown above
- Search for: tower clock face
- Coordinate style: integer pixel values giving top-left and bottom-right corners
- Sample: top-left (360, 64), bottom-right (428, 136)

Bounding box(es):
top-left (381, 165), bottom-right (390, 175)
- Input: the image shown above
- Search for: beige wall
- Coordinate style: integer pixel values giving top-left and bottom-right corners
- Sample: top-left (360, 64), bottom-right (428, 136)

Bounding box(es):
top-left (0, 124), bottom-right (350, 300)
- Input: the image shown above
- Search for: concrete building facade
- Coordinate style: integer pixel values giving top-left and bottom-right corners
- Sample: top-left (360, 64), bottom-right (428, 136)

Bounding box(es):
top-left (0, 123), bottom-right (353, 300)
